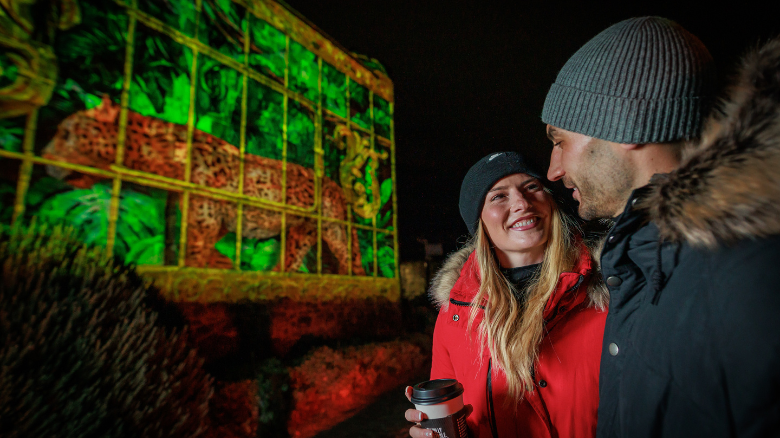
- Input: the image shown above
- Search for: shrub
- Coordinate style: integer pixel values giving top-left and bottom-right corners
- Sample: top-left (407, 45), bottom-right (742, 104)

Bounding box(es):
top-left (0, 223), bottom-right (213, 438)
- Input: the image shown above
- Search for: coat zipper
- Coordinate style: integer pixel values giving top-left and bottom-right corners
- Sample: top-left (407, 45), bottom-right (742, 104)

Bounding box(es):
top-left (487, 359), bottom-right (499, 438)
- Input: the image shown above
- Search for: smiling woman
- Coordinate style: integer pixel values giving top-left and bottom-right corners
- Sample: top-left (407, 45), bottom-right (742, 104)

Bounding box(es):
top-left (404, 151), bottom-right (609, 438)
top-left (480, 173), bottom-right (552, 268)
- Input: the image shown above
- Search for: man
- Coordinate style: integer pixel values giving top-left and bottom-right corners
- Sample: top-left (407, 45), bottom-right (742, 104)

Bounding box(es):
top-left (543, 17), bottom-right (780, 437)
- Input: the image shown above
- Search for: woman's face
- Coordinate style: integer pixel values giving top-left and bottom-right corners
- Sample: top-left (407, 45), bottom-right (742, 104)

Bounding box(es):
top-left (480, 173), bottom-right (553, 268)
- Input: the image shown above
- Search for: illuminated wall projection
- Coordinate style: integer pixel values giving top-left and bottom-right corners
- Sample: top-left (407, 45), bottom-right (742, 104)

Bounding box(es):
top-left (0, 0), bottom-right (398, 301)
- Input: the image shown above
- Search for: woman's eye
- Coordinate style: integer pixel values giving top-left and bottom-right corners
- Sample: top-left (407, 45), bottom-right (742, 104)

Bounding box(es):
top-left (490, 193), bottom-right (506, 202)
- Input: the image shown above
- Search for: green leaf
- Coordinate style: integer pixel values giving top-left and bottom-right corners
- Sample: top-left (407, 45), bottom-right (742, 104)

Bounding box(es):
top-left (0, 117), bottom-right (25, 153)
top-left (380, 178), bottom-right (393, 207)
top-left (214, 232), bottom-right (238, 262)
top-left (125, 235), bottom-right (164, 265)
top-left (35, 184), bottom-right (113, 248)
top-left (378, 246), bottom-right (395, 278)
top-left (377, 210), bottom-right (392, 229)
top-left (248, 239), bottom-right (280, 271)
top-left (214, 233), bottom-right (280, 271)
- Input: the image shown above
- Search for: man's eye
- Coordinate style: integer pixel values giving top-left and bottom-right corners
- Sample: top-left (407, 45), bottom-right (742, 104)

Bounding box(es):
top-left (553, 141), bottom-right (562, 148)
top-left (490, 194), bottom-right (506, 202)
top-left (526, 183), bottom-right (541, 191)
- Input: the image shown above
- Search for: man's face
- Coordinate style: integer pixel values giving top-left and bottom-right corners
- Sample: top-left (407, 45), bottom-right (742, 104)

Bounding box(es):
top-left (546, 125), bottom-right (634, 220)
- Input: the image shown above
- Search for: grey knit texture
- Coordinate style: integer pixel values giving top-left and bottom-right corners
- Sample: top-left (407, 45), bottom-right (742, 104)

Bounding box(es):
top-left (542, 17), bottom-right (716, 143)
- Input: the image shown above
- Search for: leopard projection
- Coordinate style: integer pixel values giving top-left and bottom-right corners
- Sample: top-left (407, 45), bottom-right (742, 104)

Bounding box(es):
top-left (42, 97), bottom-right (366, 275)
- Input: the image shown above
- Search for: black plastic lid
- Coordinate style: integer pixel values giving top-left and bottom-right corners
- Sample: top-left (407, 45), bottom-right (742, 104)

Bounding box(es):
top-left (410, 379), bottom-right (464, 405)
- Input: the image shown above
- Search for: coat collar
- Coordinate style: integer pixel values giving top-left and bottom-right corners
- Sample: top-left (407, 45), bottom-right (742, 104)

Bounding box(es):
top-left (634, 37), bottom-right (780, 249)
top-left (429, 242), bottom-right (595, 321)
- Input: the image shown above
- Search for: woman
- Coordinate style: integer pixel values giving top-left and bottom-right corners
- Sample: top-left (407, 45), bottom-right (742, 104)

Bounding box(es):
top-left (405, 152), bottom-right (608, 438)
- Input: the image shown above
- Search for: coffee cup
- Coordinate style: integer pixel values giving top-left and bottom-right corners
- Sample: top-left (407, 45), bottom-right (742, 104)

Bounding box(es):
top-left (410, 379), bottom-right (469, 438)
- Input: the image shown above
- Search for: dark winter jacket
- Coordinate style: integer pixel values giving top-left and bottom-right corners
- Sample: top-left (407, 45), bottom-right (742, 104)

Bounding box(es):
top-left (596, 38), bottom-right (780, 438)
top-left (429, 243), bottom-right (608, 438)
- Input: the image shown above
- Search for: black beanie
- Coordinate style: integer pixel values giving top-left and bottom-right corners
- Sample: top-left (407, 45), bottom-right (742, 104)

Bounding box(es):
top-left (459, 152), bottom-right (544, 235)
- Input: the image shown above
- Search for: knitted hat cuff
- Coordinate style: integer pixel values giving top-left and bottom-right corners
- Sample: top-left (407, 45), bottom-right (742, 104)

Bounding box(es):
top-left (542, 83), bottom-right (707, 144)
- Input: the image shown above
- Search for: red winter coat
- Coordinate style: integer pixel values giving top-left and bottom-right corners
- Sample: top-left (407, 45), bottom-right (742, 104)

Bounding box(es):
top-left (429, 244), bottom-right (607, 438)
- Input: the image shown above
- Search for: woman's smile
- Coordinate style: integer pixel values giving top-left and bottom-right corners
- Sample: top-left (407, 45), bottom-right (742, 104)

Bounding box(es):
top-left (508, 215), bottom-right (539, 231)
top-left (481, 173), bottom-right (553, 268)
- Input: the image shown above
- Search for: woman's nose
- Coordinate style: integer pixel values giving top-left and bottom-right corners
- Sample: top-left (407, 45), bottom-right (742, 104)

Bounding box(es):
top-left (511, 193), bottom-right (530, 210)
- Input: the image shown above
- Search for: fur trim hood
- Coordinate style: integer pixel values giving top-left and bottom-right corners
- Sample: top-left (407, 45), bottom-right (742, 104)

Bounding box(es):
top-left (638, 37), bottom-right (780, 248)
top-left (429, 244), bottom-right (474, 309)
top-left (429, 242), bottom-right (608, 310)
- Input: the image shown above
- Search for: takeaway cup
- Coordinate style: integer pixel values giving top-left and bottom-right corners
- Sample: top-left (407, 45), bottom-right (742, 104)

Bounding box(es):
top-left (410, 379), bottom-right (469, 438)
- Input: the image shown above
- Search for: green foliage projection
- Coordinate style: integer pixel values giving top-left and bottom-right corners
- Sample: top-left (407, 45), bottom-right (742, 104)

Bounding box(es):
top-left (4, 0), bottom-right (395, 277)
top-left (115, 184), bottom-right (178, 266)
top-left (54, 0), bottom-right (126, 100)
top-left (355, 175), bottom-right (395, 277)
top-left (378, 178), bottom-right (394, 228)
top-left (199, 0), bottom-right (245, 61)
top-left (0, 223), bottom-right (212, 437)
top-left (0, 116), bottom-right (24, 152)
top-left (322, 63), bottom-right (346, 117)
top-left (130, 26), bottom-right (192, 125)
top-left (246, 78), bottom-right (284, 159)
top-left (287, 100), bottom-right (315, 168)
top-left (23, 176), bottom-right (173, 266)
top-left (214, 232), bottom-right (280, 271)
top-left (374, 96), bottom-right (392, 139)
top-left (376, 232), bottom-right (395, 278)
top-left (357, 228), bottom-right (373, 276)
top-left (352, 157), bottom-right (383, 227)
top-left (289, 41), bottom-right (319, 102)
top-left (0, 178), bottom-right (16, 225)
top-left (138, 0), bottom-right (198, 37)
top-left (248, 15), bottom-right (286, 82)
top-left (349, 81), bottom-right (371, 130)
top-left (377, 148), bottom-right (394, 229)
top-left (37, 0), bottom-right (126, 143)
top-left (26, 177), bottom-right (111, 249)
top-left (0, 52), bottom-right (18, 89)
top-left (196, 56), bottom-right (242, 146)
top-left (323, 120), bottom-right (346, 181)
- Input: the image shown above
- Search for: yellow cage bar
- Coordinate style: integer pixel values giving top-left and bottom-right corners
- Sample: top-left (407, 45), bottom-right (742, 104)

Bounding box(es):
top-left (0, 0), bottom-right (399, 302)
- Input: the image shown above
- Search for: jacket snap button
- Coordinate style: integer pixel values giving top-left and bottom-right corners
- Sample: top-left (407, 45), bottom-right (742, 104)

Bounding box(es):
top-left (453, 314), bottom-right (459, 322)
top-left (609, 343), bottom-right (619, 356)
top-left (631, 197), bottom-right (640, 208)
top-left (608, 235), bottom-right (616, 243)
top-left (538, 380), bottom-right (547, 388)
top-left (606, 276), bottom-right (622, 287)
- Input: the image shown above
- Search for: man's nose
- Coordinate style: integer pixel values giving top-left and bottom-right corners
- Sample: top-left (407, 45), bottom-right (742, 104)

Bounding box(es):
top-left (547, 147), bottom-right (564, 182)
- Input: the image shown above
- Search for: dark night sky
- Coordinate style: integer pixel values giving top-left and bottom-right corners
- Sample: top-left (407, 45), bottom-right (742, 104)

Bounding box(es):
top-left (285, 0), bottom-right (779, 261)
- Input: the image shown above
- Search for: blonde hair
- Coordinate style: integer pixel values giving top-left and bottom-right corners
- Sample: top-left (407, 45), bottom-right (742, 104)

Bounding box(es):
top-left (466, 194), bottom-right (578, 401)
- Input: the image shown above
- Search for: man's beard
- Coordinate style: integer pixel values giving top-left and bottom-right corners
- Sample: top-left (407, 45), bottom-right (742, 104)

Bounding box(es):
top-left (567, 144), bottom-right (634, 220)
top-left (566, 177), bottom-right (611, 221)
top-left (564, 162), bottom-right (631, 221)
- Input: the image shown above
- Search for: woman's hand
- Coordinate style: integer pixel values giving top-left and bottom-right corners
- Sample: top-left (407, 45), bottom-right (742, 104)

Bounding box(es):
top-left (404, 386), bottom-right (473, 438)
top-left (405, 386), bottom-right (432, 438)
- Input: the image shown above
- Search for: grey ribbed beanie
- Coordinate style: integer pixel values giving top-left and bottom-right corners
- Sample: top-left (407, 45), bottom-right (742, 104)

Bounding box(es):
top-left (542, 17), bottom-right (716, 143)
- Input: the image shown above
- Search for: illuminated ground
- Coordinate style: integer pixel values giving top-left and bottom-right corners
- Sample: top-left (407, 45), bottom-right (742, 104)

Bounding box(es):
top-left (314, 370), bottom-right (428, 438)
